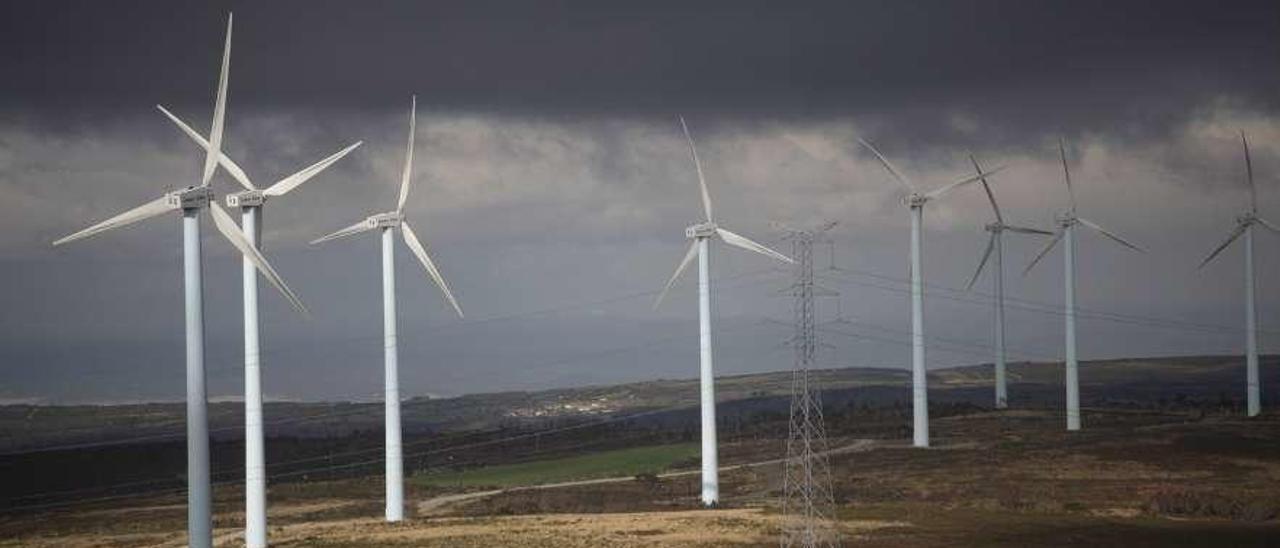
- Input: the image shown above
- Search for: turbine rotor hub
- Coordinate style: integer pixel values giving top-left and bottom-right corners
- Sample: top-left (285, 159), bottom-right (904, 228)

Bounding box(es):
top-left (226, 190), bottom-right (266, 208)
top-left (166, 186), bottom-right (215, 209)
top-left (905, 193), bottom-right (928, 208)
top-left (985, 222), bottom-right (1003, 233)
top-left (1055, 212), bottom-right (1077, 227)
top-left (686, 222), bottom-right (718, 239)
top-left (1238, 212), bottom-right (1257, 226)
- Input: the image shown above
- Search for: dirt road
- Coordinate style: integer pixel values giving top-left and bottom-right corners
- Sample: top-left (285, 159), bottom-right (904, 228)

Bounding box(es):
top-left (417, 438), bottom-right (877, 515)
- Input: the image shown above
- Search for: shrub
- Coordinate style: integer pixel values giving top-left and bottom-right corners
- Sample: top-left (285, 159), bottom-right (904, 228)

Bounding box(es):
top-left (1149, 489), bottom-right (1276, 521)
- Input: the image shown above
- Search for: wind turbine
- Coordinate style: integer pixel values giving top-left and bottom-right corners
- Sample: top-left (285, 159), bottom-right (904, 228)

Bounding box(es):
top-left (51, 14), bottom-right (308, 548)
top-left (156, 109), bottom-right (360, 547)
top-left (1024, 138), bottom-right (1143, 431)
top-left (311, 96), bottom-right (463, 522)
top-left (963, 154), bottom-right (1052, 409)
top-left (654, 116), bottom-right (793, 506)
top-left (857, 139), bottom-right (1006, 447)
top-left (1199, 131), bottom-right (1276, 417)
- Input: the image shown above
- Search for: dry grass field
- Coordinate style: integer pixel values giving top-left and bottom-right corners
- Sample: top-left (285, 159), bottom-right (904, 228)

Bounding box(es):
top-left (4, 406), bottom-right (1279, 546)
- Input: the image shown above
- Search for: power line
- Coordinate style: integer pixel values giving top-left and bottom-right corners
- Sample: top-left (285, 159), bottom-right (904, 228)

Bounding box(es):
top-left (821, 264), bottom-right (1273, 337)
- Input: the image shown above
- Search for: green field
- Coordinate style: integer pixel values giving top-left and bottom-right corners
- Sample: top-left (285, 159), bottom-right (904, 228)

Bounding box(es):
top-left (412, 443), bottom-right (699, 488)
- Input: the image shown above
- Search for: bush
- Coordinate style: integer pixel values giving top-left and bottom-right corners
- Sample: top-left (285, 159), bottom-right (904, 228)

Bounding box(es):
top-left (1150, 489), bottom-right (1238, 518)
top-left (1240, 500), bottom-right (1279, 523)
top-left (634, 472), bottom-right (660, 490)
top-left (1149, 489), bottom-right (1277, 522)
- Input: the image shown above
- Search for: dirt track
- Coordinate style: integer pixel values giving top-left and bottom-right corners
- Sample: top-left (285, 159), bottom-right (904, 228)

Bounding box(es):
top-left (417, 438), bottom-right (877, 516)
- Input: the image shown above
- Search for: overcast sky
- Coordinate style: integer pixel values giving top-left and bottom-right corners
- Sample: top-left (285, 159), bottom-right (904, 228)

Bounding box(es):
top-left (2, 0), bottom-right (1279, 403)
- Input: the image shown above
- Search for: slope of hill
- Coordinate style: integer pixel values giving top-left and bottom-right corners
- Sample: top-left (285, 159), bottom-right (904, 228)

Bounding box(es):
top-left (1, 355), bottom-right (1274, 454)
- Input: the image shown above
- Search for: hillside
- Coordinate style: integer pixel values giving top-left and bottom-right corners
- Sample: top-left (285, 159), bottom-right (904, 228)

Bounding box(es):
top-left (3, 355), bottom-right (1274, 454)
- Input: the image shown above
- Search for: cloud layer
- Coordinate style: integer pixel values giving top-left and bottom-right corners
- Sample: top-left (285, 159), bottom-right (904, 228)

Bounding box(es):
top-left (2, 1), bottom-right (1279, 402)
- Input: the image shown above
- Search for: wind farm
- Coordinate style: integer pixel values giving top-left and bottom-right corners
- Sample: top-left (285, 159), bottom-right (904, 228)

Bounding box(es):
top-left (4, 2), bottom-right (1280, 547)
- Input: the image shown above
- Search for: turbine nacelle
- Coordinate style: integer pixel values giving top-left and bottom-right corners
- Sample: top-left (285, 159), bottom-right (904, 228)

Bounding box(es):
top-left (984, 222), bottom-right (1004, 233)
top-left (904, 192), bottom-right (928, 208)
top-left (368, 211), bottom-right (404, 229)
top-left (225, 189), bottom-right (266, 208)
top-left (1237, 212), bottom-right (1258, 226)
top-left (1055, 211), bottom-right (1077, 227)
top-left (166, 186), bottom-right (216, 210)
top-left (685, 222), bottom-right (719, 239)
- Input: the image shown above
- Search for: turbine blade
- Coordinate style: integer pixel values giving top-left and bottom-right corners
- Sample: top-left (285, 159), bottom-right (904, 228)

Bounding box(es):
top-left (52, 196), bottom-right (176, 246)
top-left (971, 154), bottom-right (1003, 224)
top-left (1077, 217), bottom-right (1144, 252)
top-left (1004, 224), bottom-right (1054, 236)
top-left (925, 164), bottom-right (1007, 200)
top-left (210, 201), bottom-right (309, 317)
top-left (1059, 137), bottom-right (1076, 213)
top-left (1255, 217), bottom-right (1280, 234)
top-left (1199, 223), bottom-right (1247, 269)
top-left (401, 221), bottom-right (464, 318)
top-left (156, 104), bottom-right (256, 191)
top-left (1023, 230), bottom-right (1064, 275)
top-left (396, 96), bottom-right (416, 213)
top-left (965, 232), bottom-right (996, 291)
top-left (310, 218), bottom-right (375, 245)
top-left (202, 14), bottom-right (233, 186)
top-left (679, 116), bottom-right (714, 222)
top-left (857, 138), bottom-right (915, 193)
top-left (264, 141), bottom-right (363, 197)
top-left (654, 241), bottom-right (699, 309)
top-left (1243, 131), bottom-right (1257, 214)
top-left (716, 227), bottom-right (794, 264)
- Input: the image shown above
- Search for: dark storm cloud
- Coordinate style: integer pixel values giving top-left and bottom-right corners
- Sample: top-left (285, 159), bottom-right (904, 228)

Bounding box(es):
top-left (3, 1), bottom-right (1280, 403)
top-left (4, 1), bottom-right (1278, 129)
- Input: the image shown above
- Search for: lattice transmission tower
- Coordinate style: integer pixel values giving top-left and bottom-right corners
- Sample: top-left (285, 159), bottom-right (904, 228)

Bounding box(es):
top-left (780, 222), bottom-right (840, 548)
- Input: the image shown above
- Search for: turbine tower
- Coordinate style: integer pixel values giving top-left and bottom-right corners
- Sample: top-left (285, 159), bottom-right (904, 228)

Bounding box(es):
top-left (1024, 138), bottom-right (1143, 431)
top-left (50, 14), bottom-right (309, 548)
top-left (963, 155), bottom-right (1051, 409)
top-left (311, 96), bottom-right (464, 522)
top-left (857, 139), bottom-right (1005, 447)
top-left (655, 116), bottom-right (794, 506)
top-left (1199, 131), bottom-right (1276, 417)
top-left (157, 109), bottom-right (360, 547)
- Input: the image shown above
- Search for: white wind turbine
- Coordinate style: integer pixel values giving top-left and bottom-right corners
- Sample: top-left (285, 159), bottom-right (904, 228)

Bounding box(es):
top-left (655, 117), bottom-right (793, 506)
top-left (51, 14), bottom-right (308, 548)
top-left (311, 96), bottom-right (463, 522)
top-left (963, 154), bottom-right (1052, 409)
top-left (858, 139), bottom-right (1006, 447)
top-left (156, 109), bottom-right (360, 547)
top-left (1199, 131), bottom-right (1276, 417)
top-left (1024, 138), bottom-right (1143, 431)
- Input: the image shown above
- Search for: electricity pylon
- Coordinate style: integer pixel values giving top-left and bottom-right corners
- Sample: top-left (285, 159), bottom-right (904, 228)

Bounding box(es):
top-left (780, 222), bottom-right (840, 548)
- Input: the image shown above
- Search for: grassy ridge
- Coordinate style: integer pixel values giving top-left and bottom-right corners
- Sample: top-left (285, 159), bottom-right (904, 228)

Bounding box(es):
top-left (412, 442), bottom-right (699, 488)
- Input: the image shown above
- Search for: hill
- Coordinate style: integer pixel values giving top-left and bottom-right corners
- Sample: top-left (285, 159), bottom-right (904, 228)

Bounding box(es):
top-left (2, 354), bottom-right (1274, 454)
